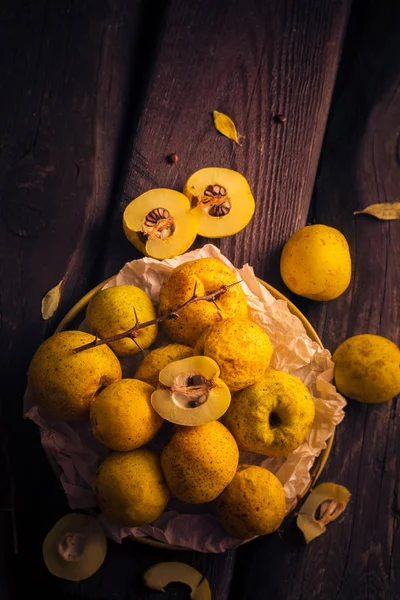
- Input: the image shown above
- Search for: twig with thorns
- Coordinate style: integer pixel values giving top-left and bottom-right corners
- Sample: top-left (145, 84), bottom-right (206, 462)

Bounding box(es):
top-left (73, 281), bottom-right (242, 354)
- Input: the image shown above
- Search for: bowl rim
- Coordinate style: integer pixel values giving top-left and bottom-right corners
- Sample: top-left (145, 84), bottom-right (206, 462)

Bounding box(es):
top-left (55, 275), bottom-right (333, 552)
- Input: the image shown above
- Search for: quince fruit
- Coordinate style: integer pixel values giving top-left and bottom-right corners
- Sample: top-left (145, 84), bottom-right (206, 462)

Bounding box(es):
top-left (90, 379), bottom-right (162, 451)
top-left (194, 318), bottom-right (273, 391)
top-left (216, 465), bottom-right (286, 539)
top-left (161, 421), bottom-right (239, 503)
top-left (94, 449), bottom-right (170, 527)
top-left (42, 514), bottom-right (107, 581)
top-left (144, 562), bottom-right (211, 600)
top-left (280, 224), bottom-right (351, 300)
top-left (135, 344), bottom-right (194, 388)
top-left (333, 334), bottom-right (400, 403)
top-left (123, 189), bottom-right (198, 259)
top-left (158, 258), bottom-right (248, 346)
top-left (86, 285), bottom-right (157, 357)
top-left (224, 370), bottom-right (315, 456)
top-left (183, 167), bottom-right (255, 238)
top-left (28, 331), bottom-right (122, 421)
top-left (151, 356), bottom-right (231, 426)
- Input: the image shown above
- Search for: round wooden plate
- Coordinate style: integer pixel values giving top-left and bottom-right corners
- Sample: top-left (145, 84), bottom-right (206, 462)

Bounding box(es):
top-left (55, 276), bottom-right (333, 551)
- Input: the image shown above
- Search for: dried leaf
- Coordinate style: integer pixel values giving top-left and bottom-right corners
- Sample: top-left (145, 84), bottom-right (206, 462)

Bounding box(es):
top-left (212, 110), bottom-right (240, 144)
top-left (41, 280), bottom-right (63, 320)
top-left (354, 202), bottom-right (400, 220)
top-left (296, 482), bottom-right (351, 543)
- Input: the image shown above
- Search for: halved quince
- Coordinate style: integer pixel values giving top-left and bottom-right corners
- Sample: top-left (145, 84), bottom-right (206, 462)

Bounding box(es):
top-left (42, 513), bottom-right (107, 581)
top-left (144, 562), bottom-right (211, 600)
top-left (183, 167), bottom-right (255, 238)
top-left (151, 356), bottom-right (231, 426)
top-left (123, 188), bottom-right (198, 259)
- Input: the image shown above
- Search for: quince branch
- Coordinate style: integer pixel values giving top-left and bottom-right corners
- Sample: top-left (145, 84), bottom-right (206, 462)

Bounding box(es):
top-left (72, 281), bottom-right (242, 355)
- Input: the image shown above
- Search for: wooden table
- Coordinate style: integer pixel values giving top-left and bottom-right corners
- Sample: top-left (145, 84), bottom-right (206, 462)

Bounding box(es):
top-left (1, 1), bottom-right (399, 598)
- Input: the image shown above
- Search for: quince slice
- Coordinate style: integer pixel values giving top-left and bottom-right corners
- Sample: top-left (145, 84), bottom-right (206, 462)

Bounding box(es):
top-left (42, 513), bottom-right (107, 581)
top-left (183, 167), bottom-right (255, 238)
top-left (123, 189), bottom-right (198, 259)
top-left (144, 562), bottom-right (211, 600)
top-left (151, 356), bottom-right (230, 425)
top-left (296, 482), bottom-right (351, 543)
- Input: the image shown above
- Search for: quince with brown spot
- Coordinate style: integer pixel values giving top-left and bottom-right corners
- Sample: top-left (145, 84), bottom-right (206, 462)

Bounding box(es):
top-left (183, 167), bottom-right (255, 237)
top-left (151, 356), bottom-right (231, 426)
top-left (161, 421), bottom-right (239, 504)
top-left (158, 257), bottom-right (248, 346)
top-left (123, 188), bottom-right (198, 259)
top-left (194, 317), bottom-right (273, 391)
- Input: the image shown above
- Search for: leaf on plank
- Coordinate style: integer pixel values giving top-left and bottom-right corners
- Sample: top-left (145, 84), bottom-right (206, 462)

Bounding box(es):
top-left (212, 110), bottom-right (240, 144)
top-left (354, 202), bottom-right (400, 220)
top-left (41, 280), bottom-right (63, 320)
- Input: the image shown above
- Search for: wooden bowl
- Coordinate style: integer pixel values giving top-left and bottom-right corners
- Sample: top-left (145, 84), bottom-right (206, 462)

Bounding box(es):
top-left (55, 276), bottom-right (333, 551)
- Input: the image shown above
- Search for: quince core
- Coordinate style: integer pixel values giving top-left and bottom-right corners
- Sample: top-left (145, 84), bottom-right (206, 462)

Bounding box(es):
top-left (123, 189), bottom-right (198, 259)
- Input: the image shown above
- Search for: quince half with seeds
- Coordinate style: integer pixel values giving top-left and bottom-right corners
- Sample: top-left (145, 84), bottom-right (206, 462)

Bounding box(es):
top-left (144, 562), bottom-right (211, 600)
top-left (183, 167), bottom-right (255, 238)
top-left (158, 257), bottom-right (248, 346)
top-left (151, 356), bottom-right (230, 426)
top-left (42, 513), bottom-right (107, 581)
top-left (123, 188), bottom-right (198, 259)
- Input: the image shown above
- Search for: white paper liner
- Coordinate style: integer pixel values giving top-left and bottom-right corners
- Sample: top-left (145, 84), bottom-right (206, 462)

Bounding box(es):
top-left (24, 244), bottom-right (346, 552)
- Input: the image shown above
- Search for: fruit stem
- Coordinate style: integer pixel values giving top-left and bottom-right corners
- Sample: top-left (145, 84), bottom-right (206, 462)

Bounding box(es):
top-left (73, 281), bottom-right (242, 354)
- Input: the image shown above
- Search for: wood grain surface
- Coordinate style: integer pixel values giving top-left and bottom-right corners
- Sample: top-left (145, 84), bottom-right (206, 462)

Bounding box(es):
top-left (1, 0), bottom-right (399, 599)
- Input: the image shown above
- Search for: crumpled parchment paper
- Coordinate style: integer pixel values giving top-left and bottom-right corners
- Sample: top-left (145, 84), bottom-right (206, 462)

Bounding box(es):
top-left (24, 244), bottom-right (346, 552)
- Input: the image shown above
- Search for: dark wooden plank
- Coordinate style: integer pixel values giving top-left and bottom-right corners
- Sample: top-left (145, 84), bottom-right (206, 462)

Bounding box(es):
top-left (0, 1), bottom-right (143, 597)
top-left (90, 1), bottom-right (352, 599)
top-left (230, 0), bottom-right (400, 599)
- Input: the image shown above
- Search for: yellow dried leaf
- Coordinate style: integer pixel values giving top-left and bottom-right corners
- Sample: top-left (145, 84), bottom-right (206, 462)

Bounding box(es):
top-left (212, 110), bottom-right (240, 144)
top-left (296, 482), bottom-right (351, 543)
top-left (41, 280), bottom-right (63, 320)
top-left (354, 202), bottom-right (400, 220)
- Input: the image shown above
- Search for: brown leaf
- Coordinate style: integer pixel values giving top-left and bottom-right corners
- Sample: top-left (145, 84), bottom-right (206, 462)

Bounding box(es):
top-left (212, 110), bottom-right (240, 144)
top-left (41, 280), bottom-right (63, 320)
top-left (354, 202), bottom-right (400, 220)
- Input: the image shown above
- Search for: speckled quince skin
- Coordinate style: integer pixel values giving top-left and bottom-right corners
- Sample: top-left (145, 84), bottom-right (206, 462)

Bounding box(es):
top-left (224, 370), bottom-right (315, 456)
top-left (158, 258), bottom-right (248, 347)
top-left (135, 344), bottom-right (194, 388)
top-left (90, 379), bottom-right (162, 451)
top-left (27, 330), bottom-right (122, 421)
top-left (194, 318), bottom-right (273, 391)
top-left (216, 465), bottom-right (286, 539)
top-left (333, 334), bottom-right (400, 403)
top-left (280, 224), bottom-right (351, 301)
top-left (94, 449), bottom-right (170, 527)
top-left (86, 285), bottom-right (157, 357)
top-left (160, 421), bottom-right (239, 503)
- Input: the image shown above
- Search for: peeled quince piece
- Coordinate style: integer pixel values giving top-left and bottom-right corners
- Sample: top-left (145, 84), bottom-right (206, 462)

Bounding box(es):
top-left (183, 167), bottom-right (255, 237)
top-left (94, 449), bottom-right (170, 527)
top-left (216, 465), bottom-right (286, 539)
top-left (332, 334), bottom-right (400, 403)
top-left (86, 285), bottom-right (157, 357)
top-left (90, 379), bottom-right (162, 451)
top-left (123, 189), bottom-right (198, 259)
top-left (224, 370), bottom-right (315, 456)
top-left (28, 331), bottom-right (122, 421)
top-left (144, 562), bottom-right (211, 600)
top-left (159, 258), bottom-right (248, 346)
top-left (161, 421), bottom-right (239, 503)
top-left (194, 318), bottom-right (273, 391)
top-left (280, 224), bottom-right (351, 300)
top-left (43, 513), bottom-right (107, 581)
top-left (296, 482), bottom-right (351, 543)
top-left (135, 344), bottom-right (194, 388)
top-left (151, 356), bottom-right (230, 426)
